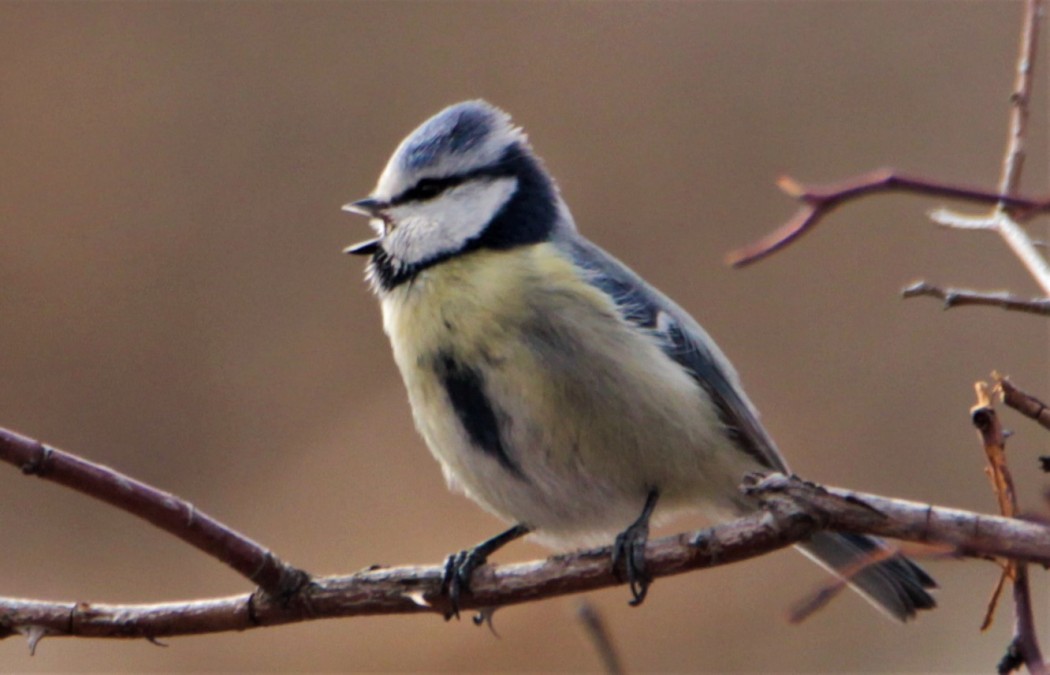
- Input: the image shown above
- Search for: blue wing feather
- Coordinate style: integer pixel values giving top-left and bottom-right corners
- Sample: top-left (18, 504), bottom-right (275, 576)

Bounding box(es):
top-left (559, 235), bottom-right (787, 472)
top-left (555, 235), bottom-right (937, 620)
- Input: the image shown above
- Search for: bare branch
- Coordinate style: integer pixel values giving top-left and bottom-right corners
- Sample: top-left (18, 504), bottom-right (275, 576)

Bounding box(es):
top-left (1007, 567), bottom-right (1045, 675)
top-left (998, 0), bottom-right (1041, 199)
top-left (985, 7), bottom-right (1049, 668)
top-left (0, 427), bottom-right (308, 598)
top-left (788, 544), bottom-right (898, 624)
top-left (972, 379), bottom-right (1046, 675)
top-left (997, 377), bottom-right (1050, 433)
top-left (929, 209), bottom-right (1000, 231)
top-left (6, 474), bottom-right (1050, 642)
top-left (992, 0), bottom-right (1050, 302)
top-left (730, 1), bottom-right (1050, 304)
top-left (725, 169), bottom-right (1050, 268)
top-left (901, 281), bottom-right (1050, 315)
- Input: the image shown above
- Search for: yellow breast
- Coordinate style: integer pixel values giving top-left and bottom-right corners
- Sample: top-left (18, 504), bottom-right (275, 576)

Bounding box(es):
top-left (376, 243), bottom-right (728, 536)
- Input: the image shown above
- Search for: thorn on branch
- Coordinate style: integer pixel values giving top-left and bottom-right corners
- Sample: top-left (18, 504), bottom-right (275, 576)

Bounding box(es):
top-left (22, 625), bottom-right (48, 656)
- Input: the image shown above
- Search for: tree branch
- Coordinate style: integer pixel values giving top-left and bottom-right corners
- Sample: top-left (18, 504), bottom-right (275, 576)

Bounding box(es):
top-left (5, 473), bottom-right (1050, 644)
top-left (998, 377), bottom-right (1050, 433)
top-left (901, 281), bottom-right (1050, 316)
top-left (972, 379), bottom-right (1046, 675)
top-left (0, 427), bottom-right (308, 599)
top-left (725, 170), bottom-right (1050, 268)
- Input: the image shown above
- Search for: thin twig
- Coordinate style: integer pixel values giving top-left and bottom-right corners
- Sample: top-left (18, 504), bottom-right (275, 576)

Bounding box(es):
top-left (787, 545), bottom-right (901, 624)
top-left (998, 0), bottom-right (1040, 198)
top-left (972, 381), bottom-right (1046, 675)
top-left (576, 601), bottom-right (625, 675)
top-left (997, 377), bottom-right (1050, 432)
top-left (725, 169), bottom-right (1050, 268)
top-left (985, 569), bottom-right (1012, 632)
top-left (1007, 567), bottom-right (1045, 675)
top-left (0, 427), bottom-right (308, 598)
top-left (5, 473), bottom-right (1050, 644)
top-left (728, 1), bottom-right (1050, 296)
top-left (992, 0), bottom-right (1050, 297)
top-left (901, 281), bottom-right (1050, 316)
top-left (987, 2), bottom-right (1049, 670)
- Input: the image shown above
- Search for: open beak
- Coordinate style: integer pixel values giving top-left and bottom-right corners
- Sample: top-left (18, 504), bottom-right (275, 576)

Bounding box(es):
top-left (342, 197), bottom-right (388, 256)
top-left (343, 239), bottom-right (381, 256)
top-left (342, 197), bottom-right (387, 218)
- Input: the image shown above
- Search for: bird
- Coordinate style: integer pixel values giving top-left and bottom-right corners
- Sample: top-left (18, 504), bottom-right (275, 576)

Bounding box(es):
top-left (342, 100), bottom-right (936, 621)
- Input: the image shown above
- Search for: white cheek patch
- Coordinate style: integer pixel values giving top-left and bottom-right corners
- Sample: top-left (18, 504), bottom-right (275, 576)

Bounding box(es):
top-left (385, 177), bottom-right (518, 266)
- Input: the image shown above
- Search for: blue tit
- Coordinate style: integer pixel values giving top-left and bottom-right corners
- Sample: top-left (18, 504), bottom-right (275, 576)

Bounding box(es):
top-left (343, 100), bottom-right (935, 620)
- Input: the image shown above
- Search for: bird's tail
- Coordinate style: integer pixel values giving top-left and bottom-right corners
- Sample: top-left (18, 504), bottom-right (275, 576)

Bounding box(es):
top-left (797, 531), bottom-right (937, 622)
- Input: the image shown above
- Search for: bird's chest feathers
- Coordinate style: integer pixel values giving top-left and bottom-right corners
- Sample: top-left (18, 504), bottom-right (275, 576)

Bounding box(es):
top-left (374, 246), bottom-right (729, 537)
top-left (377, 244), bottom-right (712, 483)
top-left (378, 247), bottom-right (594, 490)
top-left (379, 246), bottom-right (589, 369)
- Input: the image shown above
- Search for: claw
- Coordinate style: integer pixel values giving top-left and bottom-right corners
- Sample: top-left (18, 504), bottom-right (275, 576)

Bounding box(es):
top-left (612, 489), bottom-right (660, 606)
top-left (441, 549), bottom-right (483, 620)
top-left (613, 519), bottom-right (652, 605)
top-left (440, 524), bottom-right (530, 621)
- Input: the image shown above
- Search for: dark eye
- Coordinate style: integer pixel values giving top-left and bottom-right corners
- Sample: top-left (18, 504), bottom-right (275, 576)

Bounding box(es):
top-left (412, 179), bottom-right (444, 201)
top-left (397, 175), bottom-right (467, 204)
top-left (398, 178), bottom-right (445, 203)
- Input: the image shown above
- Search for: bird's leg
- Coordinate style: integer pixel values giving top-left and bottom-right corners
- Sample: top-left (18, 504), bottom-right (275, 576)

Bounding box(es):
top-left (442, 523), bottom-right (530, 620)
top-left (612, 489), bottom-right (660, 606)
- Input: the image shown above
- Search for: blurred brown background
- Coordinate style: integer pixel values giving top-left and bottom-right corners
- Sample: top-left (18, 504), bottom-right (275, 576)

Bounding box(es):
top-left (2, 1), bottom-right (1048, 672)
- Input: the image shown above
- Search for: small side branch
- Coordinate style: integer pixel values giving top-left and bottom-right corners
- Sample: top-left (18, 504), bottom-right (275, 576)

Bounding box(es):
top-left (901, 281), bottom-right (1050, 316)
top-left (972, 381), bottom-right (1045, 675)
top-left (725, 169), bottom-right (1050, 268)
top-left (0, 427), bottom-right (308, 598)
top-left (998, 377), bottom-right (1050, 433)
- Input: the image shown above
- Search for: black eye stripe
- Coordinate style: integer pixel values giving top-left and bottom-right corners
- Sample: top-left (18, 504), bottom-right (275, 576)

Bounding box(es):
top-left (391, 163), bottom-right (517, 206)
top-left (394, 176), bottom-right (463, 204)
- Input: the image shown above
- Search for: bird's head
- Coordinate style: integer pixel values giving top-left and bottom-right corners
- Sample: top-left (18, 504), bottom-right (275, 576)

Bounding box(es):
top-left (344, 100), bottom-right (566, 291)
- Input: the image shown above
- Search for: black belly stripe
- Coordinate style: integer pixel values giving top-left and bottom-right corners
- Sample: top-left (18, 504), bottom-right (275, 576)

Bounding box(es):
top-left (435, 353), bottom-right (526, 480)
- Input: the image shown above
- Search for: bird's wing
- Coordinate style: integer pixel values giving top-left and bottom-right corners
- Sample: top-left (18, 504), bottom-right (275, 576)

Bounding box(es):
top-left (560, 235), bottom-right (788, 473)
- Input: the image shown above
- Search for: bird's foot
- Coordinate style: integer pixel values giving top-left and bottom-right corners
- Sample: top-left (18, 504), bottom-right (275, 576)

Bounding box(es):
top-left (440, 524), bottom-right (530, 621)
top-left (442, 548), bottom-right (483, 621)
top-left (612, 519), bottom-right (652, 606)
top-left (612, 489), bottom-right (660, 606)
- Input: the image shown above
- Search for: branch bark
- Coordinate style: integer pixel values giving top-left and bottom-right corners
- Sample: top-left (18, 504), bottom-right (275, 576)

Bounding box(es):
top-left (901, 281), bottom-right (1050, 316)
top-left (5, 473), bottom-right (1050, 644)
top-left (0, 427), bottom-right (308, 599)
top-left (973, 379), bottom-right (1046, 675)
top-left (725, 170), bottom-right (1050, 268)
top-left (999, 377), bottom-right (1050, 433)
